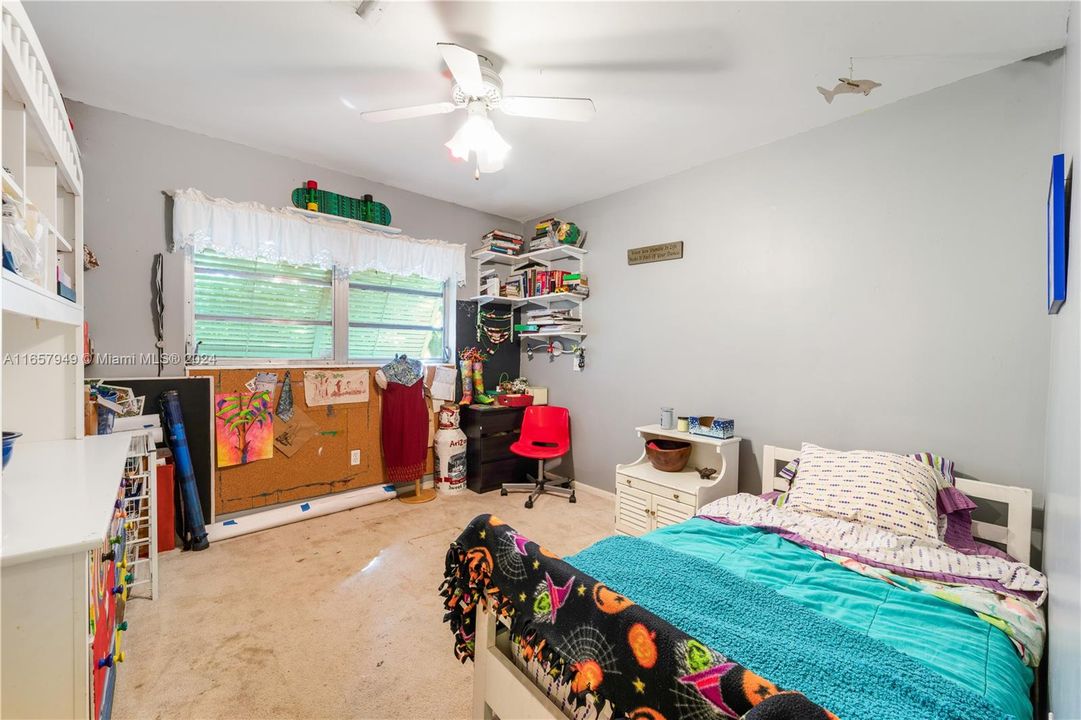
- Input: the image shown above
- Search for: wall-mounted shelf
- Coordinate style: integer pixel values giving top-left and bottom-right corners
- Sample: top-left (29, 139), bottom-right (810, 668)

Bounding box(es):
top-left (470, 294), bottom-right (522, 307)
top-left (510, 245), bottom-right (586, 270)
top-left (473, 235), bottom-right (589, 368)
top-left (2, 269), bottom-right (82, 325)
top-left (520, 331), bottom-right (586, 338)
top-left (469, 249), bottom-right (520, 265)
top-left (284, 206), bottom-right (402, 234)
top-left (469, 292), bottom-right (588, 308)
top-left (522, 292), bottom-right (587, 305)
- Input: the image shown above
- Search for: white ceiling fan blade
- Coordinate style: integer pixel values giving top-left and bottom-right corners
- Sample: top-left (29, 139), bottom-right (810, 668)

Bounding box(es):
top-left (437, 42), bottom-right (486, 97)
top-left (360, 102), bottom-right (457, 123)
top-left (500, 96), bottom-right (595, 122)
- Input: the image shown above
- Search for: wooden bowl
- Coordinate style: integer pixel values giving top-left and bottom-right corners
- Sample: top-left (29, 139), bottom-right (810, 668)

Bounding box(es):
top-left (645, 439), bottom-right (691, 472)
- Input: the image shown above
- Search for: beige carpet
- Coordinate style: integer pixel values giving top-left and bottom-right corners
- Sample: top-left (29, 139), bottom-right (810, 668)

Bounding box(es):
top-left (114, 485), bottom-right (614, 720)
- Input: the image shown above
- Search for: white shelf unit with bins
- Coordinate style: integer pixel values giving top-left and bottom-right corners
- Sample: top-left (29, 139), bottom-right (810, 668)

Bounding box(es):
top-left (2, 0), bottom-right (85, 442)
top-left (614, 425), bottom-right (741, 535)
top-left (469, 244), bottom-right (588, 356)
top-left (122, 432), bottom-right (159, 601)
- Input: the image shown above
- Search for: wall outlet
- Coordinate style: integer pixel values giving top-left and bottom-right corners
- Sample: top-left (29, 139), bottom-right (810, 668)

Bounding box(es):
top-left (350, 449), bottom-right (361, 465)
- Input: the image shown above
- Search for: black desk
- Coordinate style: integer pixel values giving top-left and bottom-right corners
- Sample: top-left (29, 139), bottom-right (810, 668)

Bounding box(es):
top-left (460, 405), bottom-right (527, 493)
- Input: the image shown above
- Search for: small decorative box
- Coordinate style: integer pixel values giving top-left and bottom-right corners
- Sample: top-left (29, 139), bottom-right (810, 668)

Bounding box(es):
top-left (688, 416), bottom-right (734, 439)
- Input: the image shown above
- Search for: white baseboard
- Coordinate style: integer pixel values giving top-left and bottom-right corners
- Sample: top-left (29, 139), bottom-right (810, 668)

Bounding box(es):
top-left (571, 481), bottom-right (614, 500)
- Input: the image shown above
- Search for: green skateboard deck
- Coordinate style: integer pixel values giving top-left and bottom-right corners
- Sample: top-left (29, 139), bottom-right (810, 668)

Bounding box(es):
top-left (292, 181), bottom-right (392, 226)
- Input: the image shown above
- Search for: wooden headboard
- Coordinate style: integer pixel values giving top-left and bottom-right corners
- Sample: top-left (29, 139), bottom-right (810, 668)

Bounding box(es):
top-left (761, 445), bottom-right (1033, 565)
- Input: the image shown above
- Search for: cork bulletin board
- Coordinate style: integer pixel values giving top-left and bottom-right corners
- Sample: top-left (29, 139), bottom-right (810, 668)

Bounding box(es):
top-left (188, 366), bottom-right (437, 516)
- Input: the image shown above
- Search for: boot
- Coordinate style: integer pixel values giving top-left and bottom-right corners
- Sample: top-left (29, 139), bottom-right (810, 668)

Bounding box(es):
top-left (473, 361), bottom-right (494, 404)
top-left (459, 359), bottom-right (473, 406)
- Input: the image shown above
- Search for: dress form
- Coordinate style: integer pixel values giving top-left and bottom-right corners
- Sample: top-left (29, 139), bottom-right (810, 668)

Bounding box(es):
top-left (378, 355), bottom-right (435, 504)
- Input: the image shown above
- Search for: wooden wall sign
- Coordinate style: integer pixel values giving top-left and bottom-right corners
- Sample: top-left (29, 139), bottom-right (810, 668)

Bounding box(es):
top-left (627, 241), bottom-right (684, 265)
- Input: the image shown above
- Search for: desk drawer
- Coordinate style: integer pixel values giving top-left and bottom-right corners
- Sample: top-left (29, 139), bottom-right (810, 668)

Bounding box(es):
top-left (462, 407), bottom-right (524, 437)
top-left (467, 457), bottom-right (527, 493)
top-left (615, 473), bottom-right (698, 508)
top-left (466, 431), bottom-right (520, 464)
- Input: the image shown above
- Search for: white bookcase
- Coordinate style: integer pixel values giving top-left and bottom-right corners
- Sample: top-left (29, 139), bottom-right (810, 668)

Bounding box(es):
top-left (2, 0), bottom-right (85, 442)
top-left (614, 425), bottom-right (741, 535)
top-left (0, 5), bottom-right (147, 720)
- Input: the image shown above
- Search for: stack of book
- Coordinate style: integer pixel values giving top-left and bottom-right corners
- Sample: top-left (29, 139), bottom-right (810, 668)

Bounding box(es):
top-left (481, 229), bottom-right (524, 256)
top-left (532, 218), bottom-right (585, 249)
top-left (563, 272), bottom-right (589, 297)
top-left (531, 219), bottom-right (560, 250)
top-left (516, 308), bottom-right (583, 335)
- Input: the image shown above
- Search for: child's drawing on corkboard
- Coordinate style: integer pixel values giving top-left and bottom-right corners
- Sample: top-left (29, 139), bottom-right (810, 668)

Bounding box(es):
top-left (303, 369), bottom-right (370, 406)
top-left (215, 391), bottom-right (273, 467)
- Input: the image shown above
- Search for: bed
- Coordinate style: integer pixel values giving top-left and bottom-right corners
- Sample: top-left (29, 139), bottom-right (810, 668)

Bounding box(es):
top-left (441, 444), bottom-right (1044, 720)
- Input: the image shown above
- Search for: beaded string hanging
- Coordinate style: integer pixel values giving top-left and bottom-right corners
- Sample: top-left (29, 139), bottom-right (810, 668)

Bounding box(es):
top-left (477, 307), bottom-right (512, 354)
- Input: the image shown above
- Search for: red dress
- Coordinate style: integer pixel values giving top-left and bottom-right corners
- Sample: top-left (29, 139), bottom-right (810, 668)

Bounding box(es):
top-left (381, 378), bottom-right (428, 483)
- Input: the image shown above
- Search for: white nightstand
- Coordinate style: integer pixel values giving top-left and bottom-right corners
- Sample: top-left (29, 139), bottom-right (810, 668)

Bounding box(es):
top-left (614, 425), bottom-right (741, 535)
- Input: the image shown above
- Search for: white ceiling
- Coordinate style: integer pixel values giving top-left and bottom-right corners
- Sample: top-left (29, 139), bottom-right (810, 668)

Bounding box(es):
top-left (27, 1), bottom-right (1069, 221)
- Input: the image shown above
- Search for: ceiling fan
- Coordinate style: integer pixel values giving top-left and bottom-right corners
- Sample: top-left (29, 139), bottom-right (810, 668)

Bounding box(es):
top-left (361, 43), bottom-right (595, 177)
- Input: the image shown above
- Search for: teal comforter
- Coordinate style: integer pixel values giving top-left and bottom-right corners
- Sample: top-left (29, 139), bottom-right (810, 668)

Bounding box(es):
top-left (594, 519), bottom-right (1031, 720)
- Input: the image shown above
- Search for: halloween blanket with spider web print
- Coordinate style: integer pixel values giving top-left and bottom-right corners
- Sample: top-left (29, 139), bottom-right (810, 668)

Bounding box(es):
top-left (440, 514), bottom-right (838, 720)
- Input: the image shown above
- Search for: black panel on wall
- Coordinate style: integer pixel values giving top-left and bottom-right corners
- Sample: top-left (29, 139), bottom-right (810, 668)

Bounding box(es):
top-left (110, 377), bottom-right (214, 521)
top-left (455, 301), bottom-right (521, 396)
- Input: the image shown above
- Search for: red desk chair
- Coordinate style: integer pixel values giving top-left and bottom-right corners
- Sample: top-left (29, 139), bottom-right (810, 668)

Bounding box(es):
top-left (501, 405), bottom-right (575, 508)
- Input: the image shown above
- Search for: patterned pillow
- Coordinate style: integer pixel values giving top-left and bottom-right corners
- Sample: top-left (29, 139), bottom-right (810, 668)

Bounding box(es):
top-left (778, 459), bottom-right (799, 486)
top-left (785, 443), bottom-right (942, 542)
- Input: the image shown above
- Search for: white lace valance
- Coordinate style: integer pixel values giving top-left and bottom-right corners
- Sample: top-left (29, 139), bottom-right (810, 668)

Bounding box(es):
top-left (171, 188), bottom-right (467, 286)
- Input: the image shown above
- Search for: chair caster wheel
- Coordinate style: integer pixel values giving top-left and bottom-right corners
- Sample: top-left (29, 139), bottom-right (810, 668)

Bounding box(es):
top-left (569, 493), bottom-right (576, 504)
top-left (500, 488), bottom-right (508, 496)
top-left (524, 499), bottom-right (534, 509)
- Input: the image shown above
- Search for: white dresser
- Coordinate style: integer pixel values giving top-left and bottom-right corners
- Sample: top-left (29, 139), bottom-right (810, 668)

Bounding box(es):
top-left (614, 425), bottom-right (741, 535)
top-left (0, 433), bottom-right (150, 720)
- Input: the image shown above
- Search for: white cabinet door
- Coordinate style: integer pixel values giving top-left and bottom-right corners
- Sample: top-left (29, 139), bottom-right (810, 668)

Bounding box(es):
top-left (615, 485), bottom-right (652, 536)
top-left (653, 495), bottom-right (695, 529)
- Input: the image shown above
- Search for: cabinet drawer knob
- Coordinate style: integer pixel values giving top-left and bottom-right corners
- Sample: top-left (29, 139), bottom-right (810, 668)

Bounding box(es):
top-left (643, 508), bottom-right (649, 514)
top-left (672, 493), bottom-right (680, 501)
top-left (624, 478), bottom-right (631, 485)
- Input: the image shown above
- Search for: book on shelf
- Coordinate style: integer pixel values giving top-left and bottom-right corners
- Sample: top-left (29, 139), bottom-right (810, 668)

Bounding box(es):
top-left (482, 244), bottom-right (520, 256)
top-left (485, 229), bottom-right (524, 242)
top-left (538, 324), bottom-right (582, 333)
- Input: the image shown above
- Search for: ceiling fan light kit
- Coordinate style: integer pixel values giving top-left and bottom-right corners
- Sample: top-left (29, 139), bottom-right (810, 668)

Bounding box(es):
top-left (360, 42), bottom-right (595, 177)
top-left (445, 100), bottom-right (511, 175)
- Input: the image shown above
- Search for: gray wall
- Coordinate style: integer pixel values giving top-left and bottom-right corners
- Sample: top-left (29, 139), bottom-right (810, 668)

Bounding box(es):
top-left (1043, 4), bottom-right (1081, 717)
top-left (524, 58), bottom-right (1062, 520)
top-left (71, 101), bottom-right (514, 378)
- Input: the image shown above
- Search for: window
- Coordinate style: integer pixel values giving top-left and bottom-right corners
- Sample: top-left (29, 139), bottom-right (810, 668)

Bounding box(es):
top-left (192, 252), bottom-right (334, 359)
top-left (348, 270), bottom-right (445, 360)
top-left (190, 251), bottom-right (449, 362)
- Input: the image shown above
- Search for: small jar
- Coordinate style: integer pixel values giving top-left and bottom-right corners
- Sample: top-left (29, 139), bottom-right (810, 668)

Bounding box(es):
top-left (660, 407), bottom-right (674, 430)
top-left (676, 416), bottom-right (689, 432)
